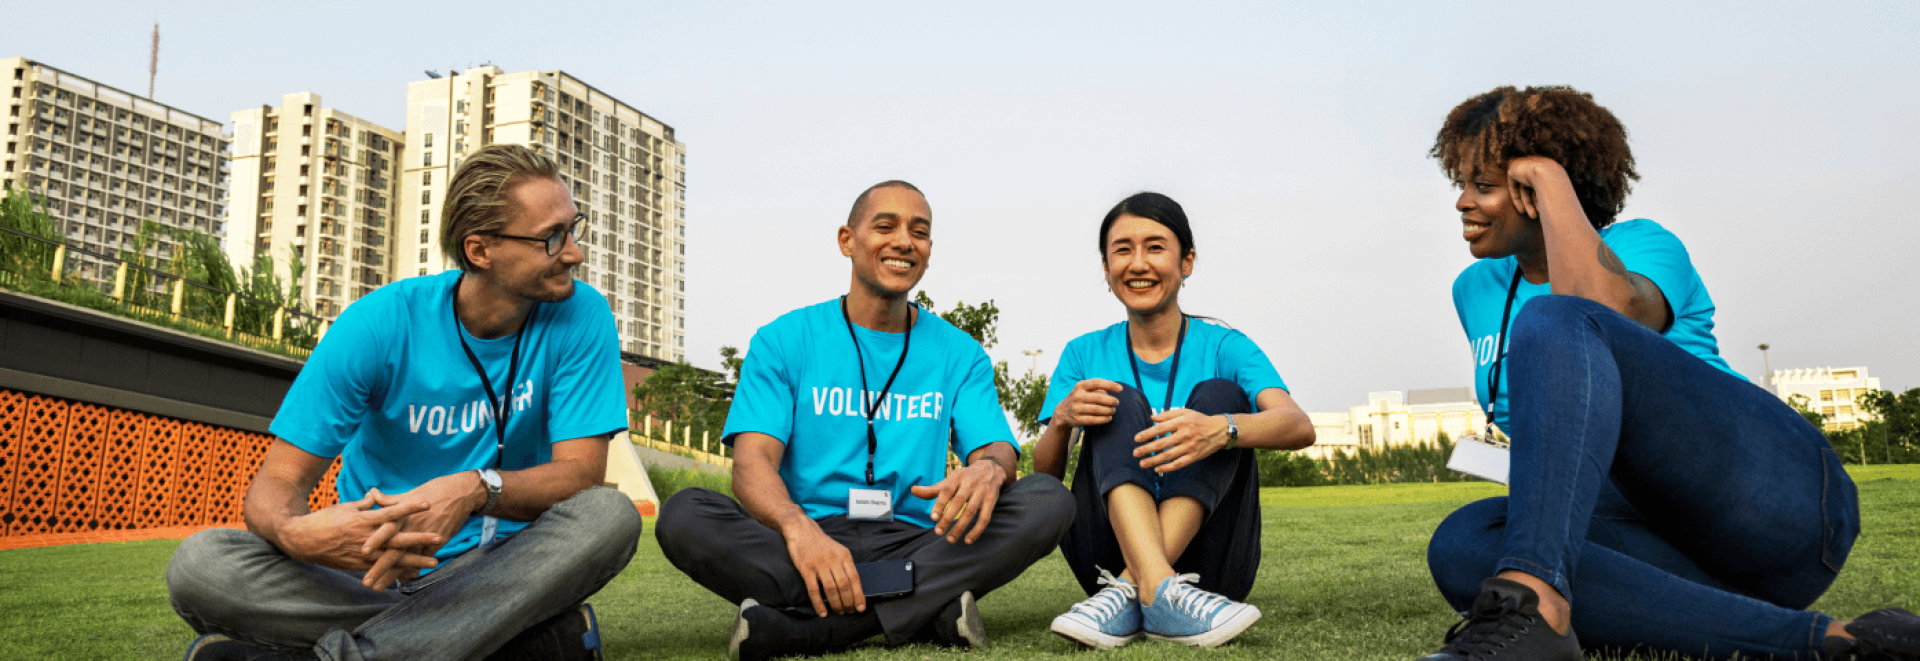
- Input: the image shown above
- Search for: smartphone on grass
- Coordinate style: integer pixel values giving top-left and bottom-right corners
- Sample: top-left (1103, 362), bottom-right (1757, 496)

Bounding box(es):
top-left (856, 559), bottom-right (914, 598)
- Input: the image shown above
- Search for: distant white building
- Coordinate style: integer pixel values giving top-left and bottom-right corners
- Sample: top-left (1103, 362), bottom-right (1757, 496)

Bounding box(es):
top-left (1303, 388), bottom-right (1487, 461)
top-left (1772, 366), bottom-right (1882, 431)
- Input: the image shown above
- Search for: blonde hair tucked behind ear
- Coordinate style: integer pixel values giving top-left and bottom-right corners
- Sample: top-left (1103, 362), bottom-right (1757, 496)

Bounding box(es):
top-left (441, 144), bottom-right (561, 271)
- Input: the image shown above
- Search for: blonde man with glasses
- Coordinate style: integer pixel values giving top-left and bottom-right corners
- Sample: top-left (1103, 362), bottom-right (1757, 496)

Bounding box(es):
top-left (168, 144), bottom-right (640, 661)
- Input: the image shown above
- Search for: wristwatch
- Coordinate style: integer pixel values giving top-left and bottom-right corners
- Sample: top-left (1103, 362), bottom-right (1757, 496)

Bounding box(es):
top-left (1222, 414), bottom-right (1240, 449)
top-left (474, 468), bottom-right (503, 516)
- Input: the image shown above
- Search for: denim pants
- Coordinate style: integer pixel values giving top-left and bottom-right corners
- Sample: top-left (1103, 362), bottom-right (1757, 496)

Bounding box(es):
top-left (1427, 295), bottom-right (1860, 659)
top-left (1062, 378), bottom-right (1262, 601)
top-left (167, 486), bottom-right (644, 661)
top-left (656, 475), bottom-right (1074, 646)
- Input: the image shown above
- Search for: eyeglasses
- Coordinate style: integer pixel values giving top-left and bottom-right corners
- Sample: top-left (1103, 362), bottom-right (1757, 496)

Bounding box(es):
top-left (486, 213), bottom-right (589, 256)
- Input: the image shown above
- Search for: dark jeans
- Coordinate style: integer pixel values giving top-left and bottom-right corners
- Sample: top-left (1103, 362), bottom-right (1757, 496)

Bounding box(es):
top-left (1427, 295), bottom-right (1860, 659)
top-left (166, 487), bottom-right (644, 661)
top-left (656, 475), bottom-right (1073, 645)
top-left (1062, 378), bottom-right (1261, 601)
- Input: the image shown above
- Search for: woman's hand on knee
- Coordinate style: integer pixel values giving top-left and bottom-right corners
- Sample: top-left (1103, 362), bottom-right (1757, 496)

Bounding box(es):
top-left (1133, 409), bottom-right (1231, 473)
top-left (1054, 379), bottom-right (1124, 428)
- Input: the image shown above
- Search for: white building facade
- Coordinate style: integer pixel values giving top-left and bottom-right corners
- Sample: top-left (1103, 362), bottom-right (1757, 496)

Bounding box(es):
top-left (2, 57), bottom-right (228, 281)
top-left (1303, 388), bottom-right (1488, 461)
top-left (399, 66), bottom-right (687, 362)
top-left (1772, 366), bottom-right (1882, 431)
top-left (226, 93), bottom-right (401, 318)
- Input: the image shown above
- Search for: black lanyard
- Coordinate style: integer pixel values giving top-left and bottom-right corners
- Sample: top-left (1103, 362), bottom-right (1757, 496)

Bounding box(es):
top-left (452, 274), bottom-right (535, 470)
top-left (1484, 268), bottom-right (1525, 423)
top-left (1125, 315), bottom-right (1189, 413)
top-left (840, 296), bottom-right (914, 486)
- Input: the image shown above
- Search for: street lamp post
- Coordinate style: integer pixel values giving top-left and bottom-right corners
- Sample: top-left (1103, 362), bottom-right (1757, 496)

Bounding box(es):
top-left (1758, 343), bottom-right (1772, 394)
top-left (1021, 349), bottom-right (1043, 375)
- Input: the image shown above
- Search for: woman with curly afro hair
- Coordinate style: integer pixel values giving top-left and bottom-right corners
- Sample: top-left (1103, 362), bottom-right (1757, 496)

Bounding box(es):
top-left (1416, 86), bottom-right (1914, 660)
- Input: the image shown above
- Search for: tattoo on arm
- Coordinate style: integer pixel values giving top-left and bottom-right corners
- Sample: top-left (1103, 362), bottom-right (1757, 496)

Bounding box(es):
top-left (1596, 242), bottom-right (1629, 277)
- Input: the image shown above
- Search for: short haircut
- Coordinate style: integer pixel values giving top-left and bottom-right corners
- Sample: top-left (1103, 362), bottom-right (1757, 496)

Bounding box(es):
top-left (1431, 85), bottom-right (1639, 229)
top-left (441, 144), bottom-right (562, 271)
top-left (845, 180), bottom-right (924, 227)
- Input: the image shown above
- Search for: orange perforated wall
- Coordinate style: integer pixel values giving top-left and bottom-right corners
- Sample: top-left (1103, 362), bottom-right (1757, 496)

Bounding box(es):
top-left (0, 388), bottom-right (341, 537)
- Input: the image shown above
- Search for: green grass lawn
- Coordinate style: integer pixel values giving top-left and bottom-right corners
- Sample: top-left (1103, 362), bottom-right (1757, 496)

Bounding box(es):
top-left (2, 466), bottom-right (1915, 660)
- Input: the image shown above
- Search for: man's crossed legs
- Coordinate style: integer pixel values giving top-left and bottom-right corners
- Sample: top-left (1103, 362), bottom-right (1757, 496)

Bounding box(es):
top-left (656, 475), bottom-right (1073, 657)
top-left (167, 487), bottom-right (643, 661)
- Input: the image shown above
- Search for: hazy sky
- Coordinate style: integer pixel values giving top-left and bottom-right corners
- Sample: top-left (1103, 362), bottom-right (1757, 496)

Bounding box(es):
top-left (8, 1), bottom-right (1915, 412)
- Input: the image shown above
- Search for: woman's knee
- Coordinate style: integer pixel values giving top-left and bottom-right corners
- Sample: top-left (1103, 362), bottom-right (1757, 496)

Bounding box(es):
top-left (1427, 497), bottom-right (1508, 611)
top-left (1184, 379), bottom-right (1250, 415)
top-left (1510, 295), bottom-right (1609, 348)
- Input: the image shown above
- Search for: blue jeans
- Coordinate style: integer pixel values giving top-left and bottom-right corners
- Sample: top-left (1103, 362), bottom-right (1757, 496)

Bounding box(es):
top-left (167, 487), bottom-right (643, 661)
top-left (1428, 295), bottom-right (1860, 659)
top-left (1085, 379), bottom-right (1248, 512)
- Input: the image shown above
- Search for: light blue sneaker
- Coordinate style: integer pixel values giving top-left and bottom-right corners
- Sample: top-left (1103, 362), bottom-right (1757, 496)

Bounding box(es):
top-left (1141, 573), bottom-right (1262, 647)
top-left (1049, 568), bottom-right (1143, 649)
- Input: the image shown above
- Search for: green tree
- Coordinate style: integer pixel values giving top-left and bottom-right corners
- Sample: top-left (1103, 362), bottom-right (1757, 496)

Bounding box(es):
top-left (1787, 393), bottom-right (1827, 430)
top-left (1831, 388), bottom-right (1920, 465)
top-left (631, 348), bottom-right (737, 453)
top-left (0, 181), bottom-right (60, 279)
top-left (912, 291), bottom-right (1049, 438)
top-left (1860, 388), bottom-right (1920, 449)
top-left (719, 345), bottom-right (744, 382)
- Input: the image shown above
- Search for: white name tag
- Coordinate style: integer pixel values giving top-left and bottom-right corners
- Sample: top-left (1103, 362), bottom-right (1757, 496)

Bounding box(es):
top-left (848, 488), bottom-right (893, 521)
top-left (1448, 434), bottom-right (1511, 485)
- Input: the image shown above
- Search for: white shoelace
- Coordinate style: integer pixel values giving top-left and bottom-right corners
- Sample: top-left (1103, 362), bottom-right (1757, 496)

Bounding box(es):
top-left (1071, 568), bottom-right (1139, 621)
top-left (1160, 574), bottom-right (1231, 619)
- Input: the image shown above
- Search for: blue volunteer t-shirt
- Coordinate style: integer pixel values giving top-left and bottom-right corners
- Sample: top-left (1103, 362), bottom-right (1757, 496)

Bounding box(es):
top-left (723, 299), bottom-right (1013, 529)
top-left (1454, 218), bottom-right (1742, 432)
top-left (271, 270), bottom-right (629, 567)
top-left (1039, 317), bottom-right (1290, 424)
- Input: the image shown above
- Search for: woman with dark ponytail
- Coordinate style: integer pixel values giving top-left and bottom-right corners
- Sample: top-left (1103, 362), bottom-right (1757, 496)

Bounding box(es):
top-left (1030, 192), bottom-right (1315, 650)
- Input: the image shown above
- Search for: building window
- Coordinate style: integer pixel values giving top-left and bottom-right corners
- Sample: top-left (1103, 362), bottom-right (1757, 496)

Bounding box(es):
top-left (423, 133), bottom-right (433, 148)
top-left (423, 151), bottom-right (432, 167)
top-left (422, 171), bottom-right (431, 186)
top-left (420, 248), bottom-right (428, 262)
top-left (421, 190), bottom-right (430, 205)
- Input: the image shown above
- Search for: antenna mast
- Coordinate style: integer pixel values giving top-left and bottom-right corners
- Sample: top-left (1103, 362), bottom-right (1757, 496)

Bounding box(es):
top-left (148, 23), bottom-right (160, 99)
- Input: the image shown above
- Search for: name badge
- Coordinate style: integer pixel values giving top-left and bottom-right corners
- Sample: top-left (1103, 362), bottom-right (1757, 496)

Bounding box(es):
top-left (1447, 428), bottom-right (1511, 485)
top-left (848, 488), bottom-right (893, 522)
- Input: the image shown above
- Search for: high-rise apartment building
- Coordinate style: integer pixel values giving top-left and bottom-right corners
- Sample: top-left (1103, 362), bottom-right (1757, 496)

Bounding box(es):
top-left (226, 93), bottom-right (401, 318)
top-left (2, 57), bottom-right (229, 280)
top-left (400, 66), bottom-right (687, 361)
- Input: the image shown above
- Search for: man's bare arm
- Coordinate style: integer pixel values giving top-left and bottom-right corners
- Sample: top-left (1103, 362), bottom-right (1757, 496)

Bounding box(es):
top-left (357, 434), bottom-right (611, 589)
top-left (243, 439), bottom-right (439, 572)
top-left (732, 431), bottom-right (865, 616)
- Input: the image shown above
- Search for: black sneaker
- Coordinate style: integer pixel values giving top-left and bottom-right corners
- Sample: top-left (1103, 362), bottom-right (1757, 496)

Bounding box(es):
top-left (1420, 578), bottom-right (1581, 661)
top-left (1827, 608), bottom-right (1920, 660)
top-left (729, 599), bottom-right (884, 661)
top-left (487, 604), bottom-right (603, 661)
top-left (730, 599), bottom-right (782, 661)
top-left (181, 634), bottom-right (316, 661)
top-left (927, 591), bottom-right (987, 649)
